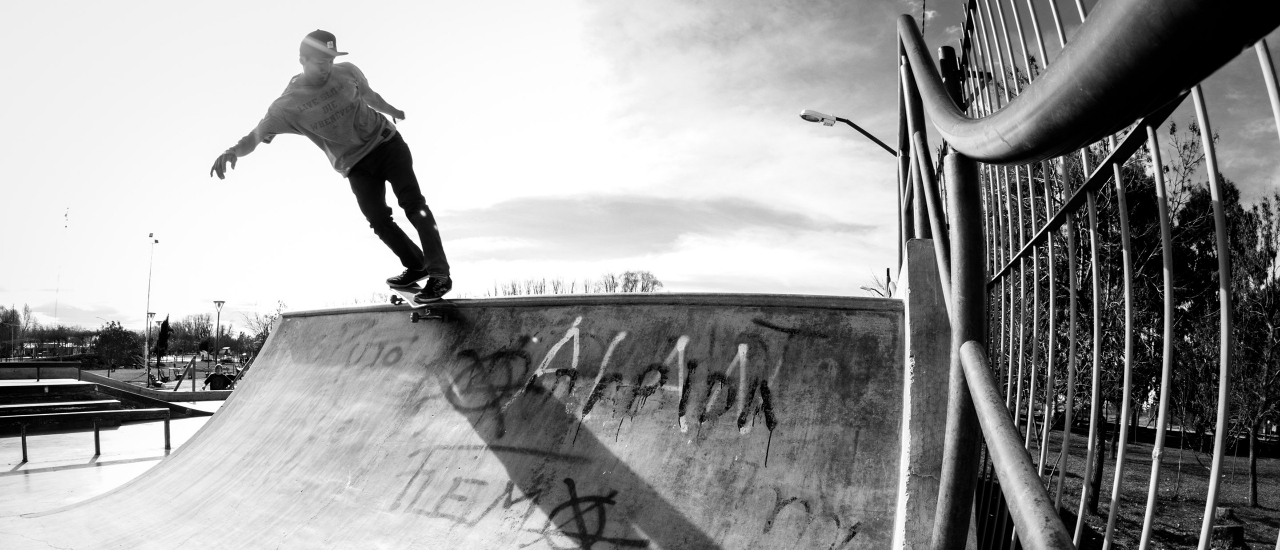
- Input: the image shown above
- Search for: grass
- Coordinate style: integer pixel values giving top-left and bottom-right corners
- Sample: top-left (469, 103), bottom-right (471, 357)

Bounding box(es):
top-left (981, 426), bottom-right (1280, 549)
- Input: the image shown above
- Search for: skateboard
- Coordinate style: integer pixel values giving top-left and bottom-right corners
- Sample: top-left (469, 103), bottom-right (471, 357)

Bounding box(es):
top-left (389, 284), bottom-right (455, 322)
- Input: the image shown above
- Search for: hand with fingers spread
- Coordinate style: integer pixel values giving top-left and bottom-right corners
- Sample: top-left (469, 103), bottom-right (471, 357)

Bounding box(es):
top-left (210, 151), bottom-right (237, 179)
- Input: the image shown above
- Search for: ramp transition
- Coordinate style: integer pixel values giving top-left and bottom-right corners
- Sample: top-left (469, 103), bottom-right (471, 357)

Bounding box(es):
top-left (0, 294), bottom-right (904, 549)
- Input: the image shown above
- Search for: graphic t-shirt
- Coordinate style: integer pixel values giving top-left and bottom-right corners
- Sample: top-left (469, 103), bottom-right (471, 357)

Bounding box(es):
top-left (230, 63), bottom-right (396, 176)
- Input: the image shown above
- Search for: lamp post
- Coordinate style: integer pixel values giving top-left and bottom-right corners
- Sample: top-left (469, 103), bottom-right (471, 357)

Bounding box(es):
top-left (798, 109), bottom-right (896, 155)
top-left (799, 108), bottom-right (900, 277)
top-left (214, 300), bottom-right (225, 370)
top-left (144, 233), bottom-right (158, 368)
top-left (146, 312), bottom-right (155, 380)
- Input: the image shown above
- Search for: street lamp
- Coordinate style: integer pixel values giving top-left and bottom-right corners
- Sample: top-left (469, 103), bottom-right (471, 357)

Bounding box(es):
top-left (144, 233), bottom-right (158, 368)
top-left (799, 109), bottom-right (896, 156)
top-left (146, 312), bottom-right (155, 379)
top-left (214, 301), bottom-right (225, 367)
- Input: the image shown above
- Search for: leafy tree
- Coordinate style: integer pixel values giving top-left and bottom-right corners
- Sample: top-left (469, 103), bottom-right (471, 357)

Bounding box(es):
top-left (171, 314), bottom-right (212, 355)
top-left (485, 272), bottom-right (665, 297)
top-left (242, 301), bottom-right (286, 357)
top-left (0, 306), bottom-right (22, 358)
top-left (96, 321), bottom-right (141, 369)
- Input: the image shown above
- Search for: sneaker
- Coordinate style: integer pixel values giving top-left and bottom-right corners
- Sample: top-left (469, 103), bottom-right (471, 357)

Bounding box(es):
top-left (387, 267), bottom-right (431, 288)
top-left (414, 275), bottom-right (453, 304)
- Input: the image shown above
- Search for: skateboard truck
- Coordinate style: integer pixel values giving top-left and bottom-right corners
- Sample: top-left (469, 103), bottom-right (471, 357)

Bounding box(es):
top-left (389, 290), bottom-right (449, 323)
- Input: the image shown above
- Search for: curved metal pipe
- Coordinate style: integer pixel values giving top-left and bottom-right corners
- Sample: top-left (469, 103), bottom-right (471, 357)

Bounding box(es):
top-left (898, 0), bottom-right (1280, 164)
top-left (959, 340), bottom-right (1074, 549)
top-left (1138, 124), bottom-right (1174, 550)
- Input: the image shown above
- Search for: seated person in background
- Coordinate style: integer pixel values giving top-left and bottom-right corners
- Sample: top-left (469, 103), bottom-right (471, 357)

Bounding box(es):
top-left (203, 366), bottom-right (234, 391)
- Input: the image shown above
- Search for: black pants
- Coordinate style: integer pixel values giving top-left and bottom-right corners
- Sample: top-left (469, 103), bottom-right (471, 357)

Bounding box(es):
top-left (348, 132), bottom-right (450, 275)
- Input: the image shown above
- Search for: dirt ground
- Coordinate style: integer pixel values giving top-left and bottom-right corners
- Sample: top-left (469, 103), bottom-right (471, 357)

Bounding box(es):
top-left (983, 428), bottom-right (1280, 549)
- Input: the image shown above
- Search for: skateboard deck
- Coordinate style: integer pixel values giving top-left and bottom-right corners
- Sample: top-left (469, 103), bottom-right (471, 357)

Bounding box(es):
top-left (388, 284), bottom-right (455, 322)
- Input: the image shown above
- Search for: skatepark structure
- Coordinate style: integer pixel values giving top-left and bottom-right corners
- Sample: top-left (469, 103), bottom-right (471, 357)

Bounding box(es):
top-left (0, 276), bottom-right (949, 548)
top-left (6, 1), bottom-right (1280, 548)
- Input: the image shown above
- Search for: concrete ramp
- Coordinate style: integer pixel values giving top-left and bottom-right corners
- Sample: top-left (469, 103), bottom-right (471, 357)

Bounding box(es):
top-left (0, 294), bottom-right (904, 549)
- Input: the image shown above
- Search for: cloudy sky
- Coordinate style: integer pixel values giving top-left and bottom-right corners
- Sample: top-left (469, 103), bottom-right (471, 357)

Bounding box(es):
top-left (2, 0), bottom-right (1278, 335)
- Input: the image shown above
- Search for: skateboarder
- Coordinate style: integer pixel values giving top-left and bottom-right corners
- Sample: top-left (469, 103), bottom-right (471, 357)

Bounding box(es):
top-left (203, 366), bottom-right (234, 391)
top-left (210, 30), bottom-right (452, 303)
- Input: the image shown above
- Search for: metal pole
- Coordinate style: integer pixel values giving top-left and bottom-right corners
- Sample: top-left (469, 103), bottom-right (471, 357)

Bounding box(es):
top-left (1193, 84), bottom-right (1235, 550)
top-left (1138, 124), bottom-right (1175, 550)
top-left (959, 341), bottom-right (1074, 550)
top-left (1074, 189), bottom-right (1102, 546)
top-left (145, 234), bottom-right (156, 372)
top-left (931, 151), bottom-right (984, 550)
top-left (214, 300), bottom-right (225, 390)
top-left (1256, 40), bottom-right (1280, 143)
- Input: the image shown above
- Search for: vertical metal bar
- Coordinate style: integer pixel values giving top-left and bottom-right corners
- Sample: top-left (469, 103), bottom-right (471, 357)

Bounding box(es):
top-left (1256, 40), bottom-right (1280, 143)
top-left (1024, 163), bottom-right (1041, 450)
top-left (912, 147), bottom-right (931, 239)
top-left (932, 151), bottom-right (985, 550)
top-left (1003, 168), bottom-right (1016, 406)
top-left (1046, 0), bottom-right (1068, 49)
top-left (900, 60), bottom-right (931, 241)
top-left (898, 47), bottom-right (912, 260)
top-left (1015, 165), bottom-right (1028, 425)
top-left (1038, 160), bottom-right (1059, 478)
top-left (1005, 0), bottom-right (1034, 85)
top-left (20, 424), bottom-right (28, 462)
top-left (1074, 190), bottom-right (1102, 546)
top-left (1024, 0), bottom-right (1050, 72)
top-left (1055, 198), bottom-right (1078, 509)
top-left (1073, 0), bottom-right (1089, 22)
top-left (913, 133), bottom-right (954, 311)
top-left (1138, 125), bottom-right (1175, 550)
top-left (1193, 84), bottom-right (1235, 550)
top-left (975, 3), bottom-right (1002, 108)
top-left (94, 420), bottom-right (101, 456)
top-left (982, 0), bottom-right (1014, 102)
top-left (1102, 134), bottom-right (1136, 550)
top-left (164, 414), bottom-right (172, 451)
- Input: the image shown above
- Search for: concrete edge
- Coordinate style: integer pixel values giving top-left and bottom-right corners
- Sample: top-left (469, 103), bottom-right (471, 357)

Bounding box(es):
top-left (284, 293), bottom-right (904, 319)
top-left (80, 372), bottom-right (227, 413)
top-left (892, 239), bottom-right (952, 550)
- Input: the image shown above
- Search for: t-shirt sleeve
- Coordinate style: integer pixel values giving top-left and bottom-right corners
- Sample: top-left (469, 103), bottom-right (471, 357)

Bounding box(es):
top-left (342, 63), bottom-right (373, 99)
top-left (227, 109), bottom-right (295, 157)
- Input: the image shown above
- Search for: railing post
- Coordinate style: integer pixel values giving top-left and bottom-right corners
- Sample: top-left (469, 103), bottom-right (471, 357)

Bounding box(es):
top-left (94, 420), bottom-right (101, 456)
top-left (932, 151), bottom-right (985, 550)
top-left (20, 424), bottom-right (28, 463)
top-left (939, 46), bottom-right (964, 107)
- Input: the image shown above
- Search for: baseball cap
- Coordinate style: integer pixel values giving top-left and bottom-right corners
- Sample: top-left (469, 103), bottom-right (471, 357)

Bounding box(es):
top-left (300, 30), bottom-right (348, 58)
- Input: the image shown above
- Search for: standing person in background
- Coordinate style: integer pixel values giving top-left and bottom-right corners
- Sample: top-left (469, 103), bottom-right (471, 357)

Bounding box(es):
top-left (210, 30), bottom-right (452, 303)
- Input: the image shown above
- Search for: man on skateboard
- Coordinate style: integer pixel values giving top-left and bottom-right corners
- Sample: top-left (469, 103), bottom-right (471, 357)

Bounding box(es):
top-left (210, 30), bottom-right (451, 303)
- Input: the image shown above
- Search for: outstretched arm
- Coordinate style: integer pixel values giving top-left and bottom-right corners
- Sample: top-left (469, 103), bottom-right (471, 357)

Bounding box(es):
top-left (347, 63), bottom-right (405, 122)
top-left (211, 112), bottom-right (289, 179)
top-left (364, 89), bottom-right (405, 122)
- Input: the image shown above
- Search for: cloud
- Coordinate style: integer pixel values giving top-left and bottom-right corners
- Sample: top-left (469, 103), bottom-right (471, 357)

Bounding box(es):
top-left (439, 195), bottom-right (876, 262)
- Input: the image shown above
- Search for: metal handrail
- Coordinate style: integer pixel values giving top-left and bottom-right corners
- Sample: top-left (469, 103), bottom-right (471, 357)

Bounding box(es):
top-left (893, 2), bottom-right (1280, 549)
top-left (898, 0), bottom-right (1280, 164)
top-left (958, 341), bottom-right (1073, 550)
